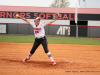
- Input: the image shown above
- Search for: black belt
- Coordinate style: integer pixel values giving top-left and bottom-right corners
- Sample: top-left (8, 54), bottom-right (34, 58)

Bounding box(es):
top-left (35, 36), bottom-right (45, 39)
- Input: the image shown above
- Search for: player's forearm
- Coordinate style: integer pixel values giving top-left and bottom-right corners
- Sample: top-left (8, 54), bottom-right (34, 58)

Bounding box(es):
top-left (46, 19), bottom-right (57, 25)
top-left (19, 17), bottom-right (28, 22)
top-left (50, 19), bottom-right (57, 24)
top-left (19, 16), bottom-right (30, 23)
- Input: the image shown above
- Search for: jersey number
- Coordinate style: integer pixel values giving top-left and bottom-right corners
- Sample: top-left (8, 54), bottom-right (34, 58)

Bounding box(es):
top-left (35, 31), bottom-right (39, 34)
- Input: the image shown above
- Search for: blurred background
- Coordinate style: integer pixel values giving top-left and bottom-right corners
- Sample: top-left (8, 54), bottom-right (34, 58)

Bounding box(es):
top-left (0, 0), bottom-right (100, 38)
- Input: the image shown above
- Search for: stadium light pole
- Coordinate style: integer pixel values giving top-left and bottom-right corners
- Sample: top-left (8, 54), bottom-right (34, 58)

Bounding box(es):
top-left (83, 0), bottom-right (86, 8)
top-left (79, 0), bottom-right (80, 5)
top-left (75, 3), bottom-right (78, 38)
top-left (84, 0), bottom-right (86, 8)
top-left (59, 0), bottom-right (60, 7)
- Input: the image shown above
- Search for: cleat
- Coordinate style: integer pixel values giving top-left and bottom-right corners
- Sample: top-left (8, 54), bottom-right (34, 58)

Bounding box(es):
top-left (52, 61), bottom-right (56, 65)
top-left (23, 58), bottom-right (29, 62)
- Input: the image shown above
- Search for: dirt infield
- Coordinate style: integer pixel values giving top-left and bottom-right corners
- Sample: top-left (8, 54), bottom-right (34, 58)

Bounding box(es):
top-left (0, 43), bottom-right (100, 75)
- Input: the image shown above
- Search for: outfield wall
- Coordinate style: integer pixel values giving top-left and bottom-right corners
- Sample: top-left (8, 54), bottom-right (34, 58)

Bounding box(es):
top-left (0, 5), bottom-right (100, 37)
top-left (6, 20), bottom-right (70, 36)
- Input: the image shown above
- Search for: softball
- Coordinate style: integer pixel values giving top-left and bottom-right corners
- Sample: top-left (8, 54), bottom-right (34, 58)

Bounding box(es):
top-left (15, 14), bottom-right (19, 17)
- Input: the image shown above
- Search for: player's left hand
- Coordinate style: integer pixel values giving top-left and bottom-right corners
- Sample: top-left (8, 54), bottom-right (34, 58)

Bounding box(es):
top-left (54, 13), bottom-right (59, 19)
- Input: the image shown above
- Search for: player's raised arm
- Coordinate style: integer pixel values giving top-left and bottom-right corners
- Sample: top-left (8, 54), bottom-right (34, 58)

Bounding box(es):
top-left (45, 19), bottom-right (57, 25)
top-left (16, 14), bottom-right (30, 24)
top-left (45, 13), bottom-right (59, 25)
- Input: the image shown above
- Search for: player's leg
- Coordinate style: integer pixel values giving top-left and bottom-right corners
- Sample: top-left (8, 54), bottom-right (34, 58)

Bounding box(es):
top-left (23, 39), bottom-right (41, 62)
top-left (41, 36), bottom-right (56, 65)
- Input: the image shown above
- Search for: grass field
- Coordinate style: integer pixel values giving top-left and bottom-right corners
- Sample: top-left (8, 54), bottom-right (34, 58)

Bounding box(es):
top-left (0, 35), bottom-right (100, 45)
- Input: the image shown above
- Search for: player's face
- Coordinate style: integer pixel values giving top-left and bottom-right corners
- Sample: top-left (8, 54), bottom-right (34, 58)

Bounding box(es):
top-left (35, 19), bottom-right (40, 24)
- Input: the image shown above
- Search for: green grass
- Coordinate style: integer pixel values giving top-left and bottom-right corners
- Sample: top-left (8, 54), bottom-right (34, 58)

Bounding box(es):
top-left (0, 35), bottom-right (100, 45)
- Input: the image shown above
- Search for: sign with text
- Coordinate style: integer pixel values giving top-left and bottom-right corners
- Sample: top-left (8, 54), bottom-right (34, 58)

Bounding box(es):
top-left (0, 11), bottom-right (100, 20)
top-left (0, 25), bottom-right (6, 33)
top-left (0, 11), bottom-right (78, 20)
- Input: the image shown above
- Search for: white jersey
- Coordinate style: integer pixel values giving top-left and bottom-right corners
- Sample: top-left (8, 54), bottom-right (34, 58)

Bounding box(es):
top-left (30, 21), bottom-right (46, 38)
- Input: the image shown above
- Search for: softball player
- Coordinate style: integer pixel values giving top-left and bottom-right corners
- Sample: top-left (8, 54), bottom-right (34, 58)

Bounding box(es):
top-left (17, 14), bottom-right (58, 65)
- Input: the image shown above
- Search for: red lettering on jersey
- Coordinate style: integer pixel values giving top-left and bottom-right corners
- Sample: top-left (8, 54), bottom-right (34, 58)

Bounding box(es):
top-left (39, 13), bottom-right (45, 19)
top-left (63, 14), bottom-right (68, 20)
top-left (38, 28), bottom-right (41, 30)
top-left (6, 12), bottom-right (12, 18)
top-left (69, 14), bottom-right (74, 20)
top-left (0, 12), bottom-right (5, 18)
top-left (33, 27), bottom-right (41, 30)
top-left (46, 13), bottom-right (51, 19)
top-left (58, 14), bottom-right (62, 19)
top-left (34, 13), bottom-right (38, 19)
top-left (13, 12), bottom-right (19, 18)
top-left (20, 13), bottom-right (25, 18)
top-left (26, 13), bottom-right (31, 19)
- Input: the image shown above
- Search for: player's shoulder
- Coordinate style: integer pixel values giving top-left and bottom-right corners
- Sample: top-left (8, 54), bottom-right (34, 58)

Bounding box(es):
top-left (30, 21), bottom-right (35, 24)
top-left (30, 21), bottom-right (35, 26)
top-left (40, 22), bottom-right (46, 26)
top-left (40, 22), bottom-right (45, 24)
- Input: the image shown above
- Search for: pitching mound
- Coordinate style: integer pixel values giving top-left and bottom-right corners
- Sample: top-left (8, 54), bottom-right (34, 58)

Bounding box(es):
top-left (0, 43), bottom-right (100, 75)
